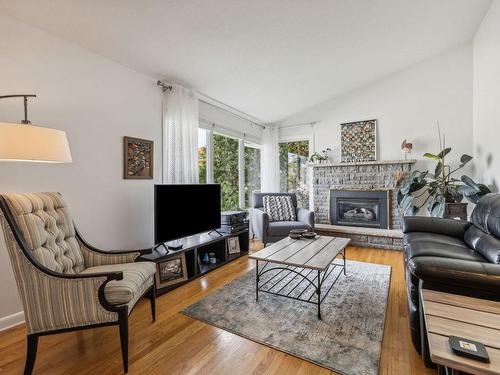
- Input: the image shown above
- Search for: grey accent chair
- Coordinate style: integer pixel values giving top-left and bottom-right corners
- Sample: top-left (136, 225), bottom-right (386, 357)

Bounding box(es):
top-left (251, 192), bottom-right (314, 246)
top-left (0, 192), bottom-right (157, 375)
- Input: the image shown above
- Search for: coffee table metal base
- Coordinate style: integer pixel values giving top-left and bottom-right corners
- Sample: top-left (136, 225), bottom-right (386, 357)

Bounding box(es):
top-left (255, 248), bottom-right (346, 320)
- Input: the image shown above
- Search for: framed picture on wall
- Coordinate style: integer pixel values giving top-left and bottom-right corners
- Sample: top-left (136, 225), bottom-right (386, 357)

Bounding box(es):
top-left (340, 120), bottom-right (377, 163)
top-left (124, 136), bottom-right (154, 179)
top-left (155, 253), bottom-right (188, 288)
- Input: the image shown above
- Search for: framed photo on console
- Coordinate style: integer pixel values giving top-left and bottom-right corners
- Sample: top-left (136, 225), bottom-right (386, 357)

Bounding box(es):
top-left (155, 253), bottom-right (188, 288)
top-left (227, 237), bottom-right (240, 255)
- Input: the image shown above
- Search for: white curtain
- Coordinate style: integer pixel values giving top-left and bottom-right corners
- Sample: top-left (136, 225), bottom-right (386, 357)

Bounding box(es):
top-left (261, 125), bottom-right (280, 192)
top-left (163, 84), bottom-right (199, 183)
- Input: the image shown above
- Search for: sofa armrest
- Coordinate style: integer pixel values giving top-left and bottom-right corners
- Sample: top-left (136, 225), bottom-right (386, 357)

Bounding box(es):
top-left (297, 207), bottom-right (314, 228)
top-left (251, 208), bottom-right (269, 242)
top-left (408, 256), bottom-right (500, 291)
top-left (403, 216), bottom-right (470, 239)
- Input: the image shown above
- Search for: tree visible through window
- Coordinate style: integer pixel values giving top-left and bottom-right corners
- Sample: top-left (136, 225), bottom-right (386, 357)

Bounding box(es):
top-left (279, 140), bottom-right (309, 209)
top-left (198, 128), bottom-right (207, 184)
top-left (213, 133), bottom-right (239, 211)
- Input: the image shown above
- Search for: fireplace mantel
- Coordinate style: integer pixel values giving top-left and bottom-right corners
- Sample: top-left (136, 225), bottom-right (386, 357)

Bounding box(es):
top-left (311, 159), bottom-right (416, 168)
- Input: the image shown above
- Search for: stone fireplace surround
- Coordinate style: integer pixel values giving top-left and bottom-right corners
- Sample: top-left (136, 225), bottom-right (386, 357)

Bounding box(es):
top-left (312, 159), bottom-right (416, 250)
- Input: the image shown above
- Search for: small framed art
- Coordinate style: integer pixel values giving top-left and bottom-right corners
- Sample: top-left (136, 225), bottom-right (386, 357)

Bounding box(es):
top-left (155, 253), bottom-right (188, 288)
top-left (227, 237), bottom-right (241, 255)
top-left (124, 136), bottom-right (154, 179)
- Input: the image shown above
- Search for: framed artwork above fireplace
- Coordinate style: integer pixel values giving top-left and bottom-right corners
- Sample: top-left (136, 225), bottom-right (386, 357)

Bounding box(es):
top-left (340, 119), bottom-right (377, 163)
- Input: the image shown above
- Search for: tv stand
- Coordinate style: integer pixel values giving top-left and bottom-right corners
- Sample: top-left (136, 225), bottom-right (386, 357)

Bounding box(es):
top-left (140, 228), bottom-right (249, 294)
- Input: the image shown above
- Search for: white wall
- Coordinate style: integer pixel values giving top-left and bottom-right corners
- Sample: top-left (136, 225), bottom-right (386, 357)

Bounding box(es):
top-left (473, 0), bottom-right (500, 192)
top-left (278, 43), bottom-right (474, 174)
top-left (0, 14), bottom-right (163, 326)
top-left (0, 14), bottom-right (264, 328)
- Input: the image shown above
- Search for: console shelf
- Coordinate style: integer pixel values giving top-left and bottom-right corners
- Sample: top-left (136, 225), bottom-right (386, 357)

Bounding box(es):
top-left (140, 229), bottom-right (249, 295)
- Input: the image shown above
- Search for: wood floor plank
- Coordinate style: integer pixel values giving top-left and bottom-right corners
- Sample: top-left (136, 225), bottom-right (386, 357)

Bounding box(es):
top-left (0, 243), bottom-right (436, 375)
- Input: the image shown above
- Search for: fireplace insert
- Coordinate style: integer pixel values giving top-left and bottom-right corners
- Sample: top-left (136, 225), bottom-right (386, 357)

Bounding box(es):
top-left (330, 190), bottom-right (389, 229)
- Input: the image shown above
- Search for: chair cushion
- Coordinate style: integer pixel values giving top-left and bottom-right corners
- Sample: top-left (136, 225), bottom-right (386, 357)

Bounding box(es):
top-left (1, 192), bottom-right (85, 274)
top-left (263, 195), bottom-right (297, 222)
top-left (82, 262), bottom-right (156, 305)
top-left (268, 221), bottom-right (312, 236)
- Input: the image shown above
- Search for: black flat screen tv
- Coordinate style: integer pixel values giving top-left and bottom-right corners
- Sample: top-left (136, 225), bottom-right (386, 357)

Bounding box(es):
top-left (154, 184), bottom-right (221, 245)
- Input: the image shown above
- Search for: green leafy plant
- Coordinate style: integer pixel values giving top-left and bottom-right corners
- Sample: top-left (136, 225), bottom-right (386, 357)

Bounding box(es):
top-left (309, 148), bottom-right (331, 163)
top-left (398, 127), bottom-right (491, 217)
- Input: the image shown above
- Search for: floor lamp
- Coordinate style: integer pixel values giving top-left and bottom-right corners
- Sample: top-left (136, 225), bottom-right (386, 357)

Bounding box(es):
top-left (0, 95), bottom-right (72, 163)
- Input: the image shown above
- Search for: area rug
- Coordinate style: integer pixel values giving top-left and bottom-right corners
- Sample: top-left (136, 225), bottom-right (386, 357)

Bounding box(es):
top-left (182, 260), bottom-right (391, 375)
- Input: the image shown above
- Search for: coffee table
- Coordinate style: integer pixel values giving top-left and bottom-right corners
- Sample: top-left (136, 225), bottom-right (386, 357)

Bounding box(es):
top-left (249, 235), bottom-right (351, 319)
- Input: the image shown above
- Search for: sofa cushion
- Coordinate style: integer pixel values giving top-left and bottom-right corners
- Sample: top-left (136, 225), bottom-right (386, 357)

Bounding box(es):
top-left (268, 221), bottom-right (312, 236)
top-left (263, 195), bottom-right (297, 222)
top-left (82, 262), bottom-right (156, 305)
top-left (470, 193), bottom-right (500, 238)
top-left (407, 256), bottom-right (500, 290)
top-left (404, 232), bottom-right (469, 248)
top-left (2, 192), bottom-right (85, 274)
top-left (404, 235), bottom-right (486, 264)
top-left (465, 226), bottom-right (500, 264)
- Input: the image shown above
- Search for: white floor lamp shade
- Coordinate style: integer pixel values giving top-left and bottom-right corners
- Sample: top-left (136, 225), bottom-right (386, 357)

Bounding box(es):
top-left (0, 123), bottom-right (72, 163)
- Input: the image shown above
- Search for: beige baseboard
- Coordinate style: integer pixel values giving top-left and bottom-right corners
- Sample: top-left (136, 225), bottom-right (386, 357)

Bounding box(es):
top-left (0, 311), bottom-right (24, 331)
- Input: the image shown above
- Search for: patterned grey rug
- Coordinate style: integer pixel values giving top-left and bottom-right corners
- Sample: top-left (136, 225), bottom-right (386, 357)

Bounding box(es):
top-left (182, 260), bottom-right (391, 375)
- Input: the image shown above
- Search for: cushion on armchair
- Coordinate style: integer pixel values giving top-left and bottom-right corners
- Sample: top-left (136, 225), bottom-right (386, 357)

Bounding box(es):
top-left (82, 262), bottom-right (156, 305)
top-left (263, 195), bottom-right (297, 222)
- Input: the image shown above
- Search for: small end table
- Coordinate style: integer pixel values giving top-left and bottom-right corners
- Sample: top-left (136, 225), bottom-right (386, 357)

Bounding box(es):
top-left (420, 288), bottom-right (500, 375)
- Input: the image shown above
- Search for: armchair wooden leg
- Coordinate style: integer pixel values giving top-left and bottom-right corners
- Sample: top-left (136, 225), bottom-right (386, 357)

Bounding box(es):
top-left (24, 334), bottom-right (38, 375)
top-left (118, 310), bottom-right (129, 373)
top-left (147, 286), bottom-right (156, 322)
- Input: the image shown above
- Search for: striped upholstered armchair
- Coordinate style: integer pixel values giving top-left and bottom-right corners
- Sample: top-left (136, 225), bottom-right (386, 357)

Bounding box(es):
top-left (0, 192), bottom-right (156, 375)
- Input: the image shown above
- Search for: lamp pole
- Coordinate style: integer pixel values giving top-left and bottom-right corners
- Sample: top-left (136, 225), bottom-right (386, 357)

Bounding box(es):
top-left (0, 94), bottom-right (37, 124)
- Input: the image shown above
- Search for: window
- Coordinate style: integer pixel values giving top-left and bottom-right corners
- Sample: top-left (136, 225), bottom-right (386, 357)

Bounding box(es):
top-left (244, 143), bottom-right (261, 208)
top-left (198, 128), bottom-right (208, 184)
top-left (279, 140), bottom-right (310, 209)
top-left (213, 133), bottom-right (240, 211)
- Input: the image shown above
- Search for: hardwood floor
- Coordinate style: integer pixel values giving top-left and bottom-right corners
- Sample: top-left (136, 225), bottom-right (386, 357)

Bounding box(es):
top-left (0, 242), bottom-right (436, 375)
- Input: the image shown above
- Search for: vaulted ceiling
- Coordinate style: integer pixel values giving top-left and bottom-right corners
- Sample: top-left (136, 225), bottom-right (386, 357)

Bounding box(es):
top-left (0, 0), bottom-right (492, 123)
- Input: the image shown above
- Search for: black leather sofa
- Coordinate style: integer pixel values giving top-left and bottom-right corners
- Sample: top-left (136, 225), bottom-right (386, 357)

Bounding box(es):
top-left (403, 193), bottom-right (500, 365)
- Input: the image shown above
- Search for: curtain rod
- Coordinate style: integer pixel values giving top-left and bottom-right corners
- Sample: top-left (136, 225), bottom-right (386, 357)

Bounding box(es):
top-left (199, 118), bottom-right (262, 140)
top-left (277, 121), bottom-right (319, 129)
top-left (157, 79), bottom-right (265, 129)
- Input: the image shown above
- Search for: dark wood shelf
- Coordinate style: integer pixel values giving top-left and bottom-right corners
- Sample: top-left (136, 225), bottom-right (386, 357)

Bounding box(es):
top-left (140, 229), bottom-right (249, 294)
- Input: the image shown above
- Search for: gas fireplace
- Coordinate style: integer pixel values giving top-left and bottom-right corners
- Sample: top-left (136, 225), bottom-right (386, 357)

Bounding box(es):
top-left (330, 190), bottom-right (390, 229)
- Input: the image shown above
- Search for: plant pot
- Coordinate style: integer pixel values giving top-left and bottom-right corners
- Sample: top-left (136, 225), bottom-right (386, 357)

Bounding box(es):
top-left (443, 202), bottom-right (468, 221)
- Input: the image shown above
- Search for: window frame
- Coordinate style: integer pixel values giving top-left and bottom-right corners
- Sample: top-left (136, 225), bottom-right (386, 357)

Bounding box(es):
top-left (199, 125), bottom-right (262, 210)
top-left (278, 135), bottom-right (314, 210)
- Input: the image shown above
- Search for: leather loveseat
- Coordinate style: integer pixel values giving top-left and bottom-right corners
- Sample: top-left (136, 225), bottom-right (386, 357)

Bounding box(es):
top-left (403, 193), bottom-right (500, 365)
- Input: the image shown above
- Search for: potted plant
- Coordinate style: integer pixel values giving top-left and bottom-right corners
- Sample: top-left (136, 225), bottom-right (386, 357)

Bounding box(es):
top-left (310, 148), bottom-right (331, 164)
top-left (398, 129), bottom-right (490, 218)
